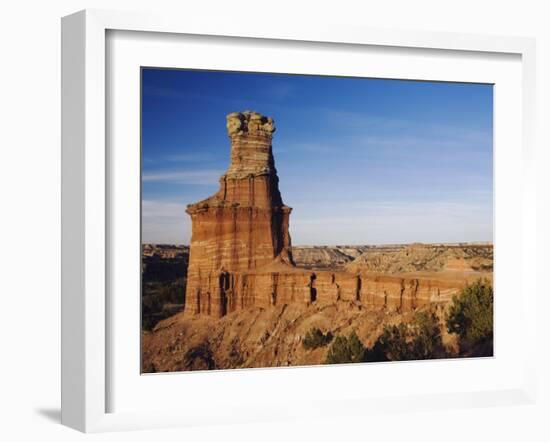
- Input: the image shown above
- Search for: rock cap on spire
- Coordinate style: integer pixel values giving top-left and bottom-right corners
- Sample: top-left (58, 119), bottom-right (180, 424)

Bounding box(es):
top-left (226, 111), bottom-right (276, 138)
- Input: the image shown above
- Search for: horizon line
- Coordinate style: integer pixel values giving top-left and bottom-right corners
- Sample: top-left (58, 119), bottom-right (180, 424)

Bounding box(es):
top-left (142, 240), bottom-right (494, 247)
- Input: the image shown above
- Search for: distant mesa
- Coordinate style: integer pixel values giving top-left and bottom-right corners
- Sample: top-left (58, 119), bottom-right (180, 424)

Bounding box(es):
top-left (345, 243), bottom-right (493, 274)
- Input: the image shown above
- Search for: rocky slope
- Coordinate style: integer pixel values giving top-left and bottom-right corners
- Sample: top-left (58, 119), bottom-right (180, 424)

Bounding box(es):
top-left (142, 300), bottom-right (458, 372)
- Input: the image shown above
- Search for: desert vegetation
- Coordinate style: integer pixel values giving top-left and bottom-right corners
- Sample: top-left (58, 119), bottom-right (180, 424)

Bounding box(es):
top-left (366, 311), bottom-right (446, 362)
top-left (321, 311), bottom-right (445, 364)
top-left (446, 279), bottom-right (493, 357)
top-left (302, 328), bottom-right (334, 350)
top-left (317, 280), bottom-right (493, 365)
top-left (141, 245), bottom-right (188, 330)
top-left (325, 332), bottom-right (367, 364)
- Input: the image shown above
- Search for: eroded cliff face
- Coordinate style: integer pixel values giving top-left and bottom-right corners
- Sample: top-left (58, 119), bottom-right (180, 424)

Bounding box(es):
top-left (189, 267), bottom-right (485, 316)
top-left (184, 111), bottom-right (293, 318)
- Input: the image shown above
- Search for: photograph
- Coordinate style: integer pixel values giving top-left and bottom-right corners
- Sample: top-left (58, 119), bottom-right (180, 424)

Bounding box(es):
top-left (140, 68), bottom-right (494, 373)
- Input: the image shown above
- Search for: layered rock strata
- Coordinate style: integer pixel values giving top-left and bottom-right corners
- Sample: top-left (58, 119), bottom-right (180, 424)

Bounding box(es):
top-left (184, 111), bottom-right (480, 319)
top-left (184, 111), bottom-right (293, 317)
top-left (187, 266), bottom-right (480, 317)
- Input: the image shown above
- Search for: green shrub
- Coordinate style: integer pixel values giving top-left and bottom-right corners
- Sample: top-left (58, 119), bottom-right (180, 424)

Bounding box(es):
top-left (367, 312), bottom-right (445, 362)
top-left (446, 279), bottom-right (493, 356)
top-left (141, 278), bottom-right (186, 330)
top-left (303, 328), bottom-right (333, 350)
top-left (325, 332), bottom-right (366, 364)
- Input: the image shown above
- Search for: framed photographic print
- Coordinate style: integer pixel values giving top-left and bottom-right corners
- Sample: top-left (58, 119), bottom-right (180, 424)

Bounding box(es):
top-left (61, 9), bottom-right (538, 432)
top-left (140, 69), bottom-right (494, 373)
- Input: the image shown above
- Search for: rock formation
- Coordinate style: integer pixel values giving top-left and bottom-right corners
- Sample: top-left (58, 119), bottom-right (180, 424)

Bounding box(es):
top-left (345, 243), bottom-right (493, 274)
top-left (290, 246), bottom-right (369, 270)
top-left (184, 111), bottom-right (488, 319)
top-left (185, 111), bottom-right (293, 317)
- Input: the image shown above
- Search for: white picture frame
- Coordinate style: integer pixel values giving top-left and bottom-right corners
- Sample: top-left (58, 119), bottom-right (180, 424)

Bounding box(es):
top-left (61, 9), bottom-right (537, 433)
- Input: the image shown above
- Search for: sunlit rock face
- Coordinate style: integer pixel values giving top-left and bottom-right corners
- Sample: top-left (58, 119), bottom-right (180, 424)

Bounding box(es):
top-left (184, 111), bottom-right (293, 318)
top-left (183, 112), bottom-right (480, 319)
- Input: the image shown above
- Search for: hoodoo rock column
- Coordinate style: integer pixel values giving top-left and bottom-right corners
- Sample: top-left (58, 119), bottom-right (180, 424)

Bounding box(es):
top-left (184, 111), bottom-right (294, 318)
top-left (182, 111), bottom-right (473, 319)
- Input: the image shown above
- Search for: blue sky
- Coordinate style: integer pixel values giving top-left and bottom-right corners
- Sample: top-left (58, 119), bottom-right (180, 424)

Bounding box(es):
top-left (142, 68), bottom-right (493, 245)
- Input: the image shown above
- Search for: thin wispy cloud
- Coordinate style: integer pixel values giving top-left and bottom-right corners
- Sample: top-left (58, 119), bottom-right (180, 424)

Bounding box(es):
top-left (263, 81), bottom-right (294, 100)
top-left (142, 200), bottom-right (191, 244)
top-left (142, 199), bottom-right (187, 219)
top-left (319, 109), bottom-right (491, 148)
top-left (291, 202), bottom-right (492, 245)
top-left (277, 112), bottom-right (492, 163)
top-left (163, 152), bottom-right (216, 162)
top-left (142, 170), bottom-right (222, 185)
top-left (143, 152), bottom-right (218, 164)
top-left (320, 109), bottom-right (407, 131)
top-left (279, 135), bottom-right (491, 160)
top-left (279, 141), bottom-right (340, 154)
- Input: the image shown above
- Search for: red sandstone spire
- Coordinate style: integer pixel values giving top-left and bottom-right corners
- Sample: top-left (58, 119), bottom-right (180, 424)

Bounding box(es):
top-left (185, 111), bottom-right (293, 317)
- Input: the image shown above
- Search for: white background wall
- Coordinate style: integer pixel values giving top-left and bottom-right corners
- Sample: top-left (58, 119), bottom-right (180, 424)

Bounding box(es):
top-left (0, 1), bottom-right (548, 441)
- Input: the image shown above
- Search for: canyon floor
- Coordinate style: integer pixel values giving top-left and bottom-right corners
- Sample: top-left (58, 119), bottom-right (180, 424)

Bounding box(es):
top-left (141, 243), bottom-right (492, 373)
